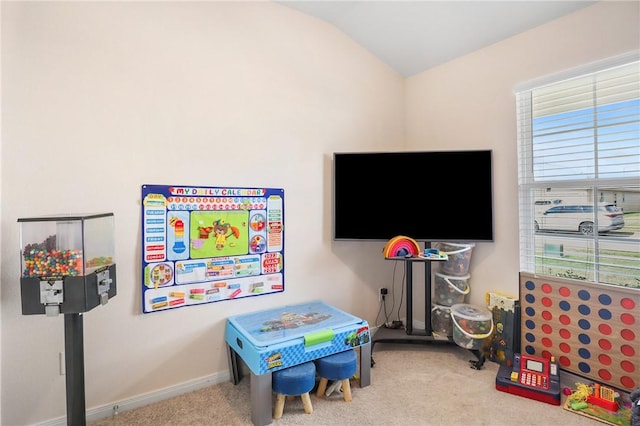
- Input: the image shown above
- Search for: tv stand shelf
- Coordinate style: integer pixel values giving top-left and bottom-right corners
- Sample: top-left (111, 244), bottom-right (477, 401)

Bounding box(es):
top-left (371, 254), bottom-right (485, 370)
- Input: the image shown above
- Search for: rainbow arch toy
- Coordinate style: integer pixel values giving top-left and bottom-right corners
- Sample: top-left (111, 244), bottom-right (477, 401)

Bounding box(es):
top-left (382, 236), bottom-right (421, 258)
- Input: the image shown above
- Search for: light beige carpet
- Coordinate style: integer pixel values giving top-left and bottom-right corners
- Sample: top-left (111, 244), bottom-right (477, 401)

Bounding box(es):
top-left (90, 343), bottom-right (600, 425)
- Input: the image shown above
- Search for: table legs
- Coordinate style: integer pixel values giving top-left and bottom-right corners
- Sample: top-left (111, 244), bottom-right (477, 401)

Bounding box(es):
top-left (228, 346), bottom-right (273, 425)
top-left (250, 372), bottom-right (273, 426)
top-left (359, 342), bottom-right (371, 387)
top-left (227, 343), bottom-right (371, 426)
top-left (227, 344), bottom-right (242, 385)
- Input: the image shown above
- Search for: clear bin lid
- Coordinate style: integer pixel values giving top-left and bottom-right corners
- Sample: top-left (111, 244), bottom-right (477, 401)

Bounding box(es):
top-left (434, 272), bottom-right (470, 280)
top-left (432, 303), bottom-right (452, 310)
top-left (17, 212), bottom-right (113, 222)
top-left (437, 242), bottom-right (475, 249)
top-left (450, 303), bottom-right (492, 321)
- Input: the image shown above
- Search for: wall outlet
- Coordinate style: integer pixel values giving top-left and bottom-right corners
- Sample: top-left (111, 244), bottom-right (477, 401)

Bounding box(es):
top-left (379, 287), bottom-right (388, 302)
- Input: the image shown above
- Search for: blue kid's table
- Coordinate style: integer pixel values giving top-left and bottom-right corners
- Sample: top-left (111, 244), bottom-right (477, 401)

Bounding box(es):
top-left (225, 300), bottom-right (371, 425)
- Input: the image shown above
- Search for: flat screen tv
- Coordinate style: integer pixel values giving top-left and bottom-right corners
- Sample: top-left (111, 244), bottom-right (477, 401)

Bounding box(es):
top-left (332, 150), bottom-right (494, 242)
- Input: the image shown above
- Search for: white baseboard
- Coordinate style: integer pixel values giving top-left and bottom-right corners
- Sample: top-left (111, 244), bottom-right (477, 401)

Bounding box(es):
top-left (34, 324), bottom-right (388, 425)
top-left (32, 370), bottom-right (231, 426)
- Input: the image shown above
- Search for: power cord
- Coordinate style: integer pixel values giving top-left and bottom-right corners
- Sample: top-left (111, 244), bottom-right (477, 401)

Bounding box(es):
top-left (375, 261), bottom-right (405, 330)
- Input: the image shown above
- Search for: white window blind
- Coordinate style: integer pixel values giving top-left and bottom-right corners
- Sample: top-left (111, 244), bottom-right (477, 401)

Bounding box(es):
top-left (517, 58), bottom-right (640, 288)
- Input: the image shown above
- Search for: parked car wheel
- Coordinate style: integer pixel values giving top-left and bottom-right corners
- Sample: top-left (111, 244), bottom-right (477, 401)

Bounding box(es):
top-left (579, 222), bottom-right (594, 235)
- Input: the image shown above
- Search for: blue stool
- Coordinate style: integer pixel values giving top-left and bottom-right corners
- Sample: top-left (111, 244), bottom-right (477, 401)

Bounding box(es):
top-left (272, 361), bottom-right (316, 419)
top-left (315, 349), bottom-right (358, 402)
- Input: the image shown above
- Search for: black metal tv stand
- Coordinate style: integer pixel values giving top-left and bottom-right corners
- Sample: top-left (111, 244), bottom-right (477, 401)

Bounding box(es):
top-left (371, 245), bottom-right (485, 370)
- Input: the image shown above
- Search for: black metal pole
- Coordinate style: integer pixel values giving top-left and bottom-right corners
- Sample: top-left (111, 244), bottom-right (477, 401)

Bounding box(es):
top-left (405, 260), bottom-right (413, 334)
top-left (424, 241), bottom-right (432, 335)
top-left (64, 313), bottom-right (86, 426)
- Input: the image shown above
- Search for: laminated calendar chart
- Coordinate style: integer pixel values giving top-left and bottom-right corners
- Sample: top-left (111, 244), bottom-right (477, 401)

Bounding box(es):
top-left (140, 184), bottom-right (284, 313)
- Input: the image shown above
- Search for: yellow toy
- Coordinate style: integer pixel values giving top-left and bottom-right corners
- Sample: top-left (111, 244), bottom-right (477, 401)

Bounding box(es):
top-left (568, 382), bottom-right (620, 412)
top-left (567, 382), bottom-right (592, 405)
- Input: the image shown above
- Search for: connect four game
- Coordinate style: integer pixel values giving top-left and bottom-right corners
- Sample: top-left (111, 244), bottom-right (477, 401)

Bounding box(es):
top-left (140, 184), bottom-right (285, 314)
top-left (520, 272), bottom-right (639, 392)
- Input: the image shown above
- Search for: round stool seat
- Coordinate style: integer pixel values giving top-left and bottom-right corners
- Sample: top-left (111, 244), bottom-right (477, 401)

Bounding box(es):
top-left (272, 361), bottom-right (316, 395)
top-left (272, 362), bottom-right (316, 419)
top-left (315, 349), bottom-right (357, 380)
top-left (315, 350), bottom-right (358, 402)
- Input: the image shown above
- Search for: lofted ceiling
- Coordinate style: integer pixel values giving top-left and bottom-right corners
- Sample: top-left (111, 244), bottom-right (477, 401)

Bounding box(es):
top-left (278, 1), bottom-right (598, 77)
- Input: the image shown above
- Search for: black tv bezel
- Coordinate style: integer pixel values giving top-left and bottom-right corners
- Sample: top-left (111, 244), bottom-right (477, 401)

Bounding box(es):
top-left (331, 150), bottom-right (494, 243)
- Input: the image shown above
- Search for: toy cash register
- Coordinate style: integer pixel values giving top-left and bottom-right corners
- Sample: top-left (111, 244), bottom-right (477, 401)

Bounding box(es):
top-left (495, 353), bottom-right (561, 405)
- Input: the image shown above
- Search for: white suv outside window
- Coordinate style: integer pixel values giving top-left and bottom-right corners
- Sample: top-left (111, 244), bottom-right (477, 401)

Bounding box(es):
top-left (534, 202), bottom-right (625, 235)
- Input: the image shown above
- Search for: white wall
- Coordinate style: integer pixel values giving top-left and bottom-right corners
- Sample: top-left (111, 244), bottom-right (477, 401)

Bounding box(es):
top-left (0, 2), bottom-right (3, 423)
top-left (1, 1), bottom-right (639, 425)
top-left (405, 0), bottom-right (640, 319)
top-left (0, 2), bottom-right (404, 424)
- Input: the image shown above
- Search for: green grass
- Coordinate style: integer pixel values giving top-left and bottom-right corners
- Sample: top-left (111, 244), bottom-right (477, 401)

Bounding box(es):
top-left (621, 211), bottom-right (640, 233)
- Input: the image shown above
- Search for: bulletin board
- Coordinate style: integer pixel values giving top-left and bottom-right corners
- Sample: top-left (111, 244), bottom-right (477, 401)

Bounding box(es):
top-left (520, 272), bottom-right (639, 392)
top-left (140, 184), bottom-right (284, 314)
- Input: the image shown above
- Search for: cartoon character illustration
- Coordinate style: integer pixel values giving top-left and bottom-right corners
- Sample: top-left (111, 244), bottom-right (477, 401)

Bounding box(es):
top-left (213, 219), bottom-right (240, 250)
top-left (344, 327), bottom-right (370, 347)
top-left (190, 220), bottom-right (214, 250)
top-left (197, 221), bottom-right (215, 239)
top-left (260, 312), bottom-right (331, 332)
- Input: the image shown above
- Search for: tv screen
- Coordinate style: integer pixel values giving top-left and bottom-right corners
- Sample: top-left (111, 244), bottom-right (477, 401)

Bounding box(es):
top-left (332, 150), bottom-right (494, 242)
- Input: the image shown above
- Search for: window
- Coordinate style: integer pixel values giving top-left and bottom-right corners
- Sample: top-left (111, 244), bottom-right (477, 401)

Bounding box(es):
top-left (517, 54), bottom-right (640, 289)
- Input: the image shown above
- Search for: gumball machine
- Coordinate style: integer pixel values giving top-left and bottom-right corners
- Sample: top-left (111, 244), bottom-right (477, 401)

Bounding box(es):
top-left (18, 213), bottom-right (117, 425)
top-left (18, 213), bottom-right (116, 315)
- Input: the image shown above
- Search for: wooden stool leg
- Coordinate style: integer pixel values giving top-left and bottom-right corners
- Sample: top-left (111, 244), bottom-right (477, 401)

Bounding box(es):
top-left (316, 378), bottom-right (328, 398)
top-left (274, 393), bottom-right (286, 419)
top-left (341, 379), bottom-right (352, 402)
top-left (300, 392), bottom-right (313, 414)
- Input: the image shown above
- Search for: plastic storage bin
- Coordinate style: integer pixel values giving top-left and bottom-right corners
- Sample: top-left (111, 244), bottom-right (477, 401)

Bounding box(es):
top-left (450, 303), bottom-right (493, 350)
top-left (18, 213), bottom-right (117, 315)
top-left (431, 303), bottom-right (453, 336)
top-left (433, 272), bottom-right (470, 306)
top-left (435, 242), bottom-right (475, 276)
